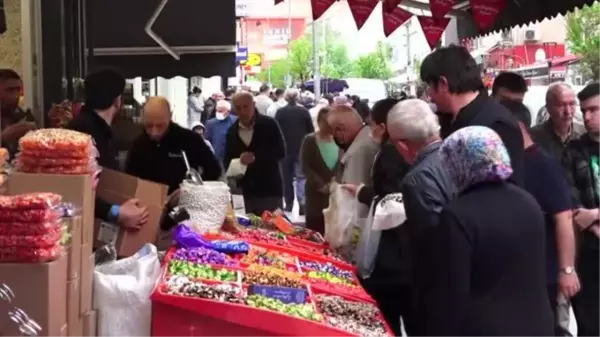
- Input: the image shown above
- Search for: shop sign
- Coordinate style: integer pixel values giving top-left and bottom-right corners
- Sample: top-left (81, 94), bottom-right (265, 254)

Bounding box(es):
top-left (263, 28), bottom-right (291, 46)
top-left (236, 0), bottom-right (250, 17)
top-left (240, 53), bottom-right (262, 67)
top-left (236, 46), bottom-right (248, 63)
top-left (513, 65), bottom-right (549, 79)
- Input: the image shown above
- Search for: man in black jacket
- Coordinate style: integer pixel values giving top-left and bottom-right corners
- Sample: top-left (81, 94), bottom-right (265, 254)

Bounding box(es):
top-left (275, 89), bottom-right (314, 215)
top-left (224, 91), bottom-right (286, 214)
top-left (420, 45), bottom-right (525, 186)
top-left (125, 96), bottom-right (222, 194)
top-left (67, 68), bottom-right (148, 230)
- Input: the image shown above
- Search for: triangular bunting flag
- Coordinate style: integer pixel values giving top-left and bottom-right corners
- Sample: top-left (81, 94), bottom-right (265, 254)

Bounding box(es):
top-left (275, 0), bottom-right (284, 5)
top-left (382, 7), bottom-right (413, 37)
top-left (429, 0), bottom-right (457, 20)
top-left (382, 0), bottom-right (402, 13)
top-left (347, 0), bottom-right (379, 30)
top-left (470, 0), bottom-right (507, 31)
top-left (311, 0), bottom-right (336, 20)
top-left (417, 16), bottom-right (450, 49)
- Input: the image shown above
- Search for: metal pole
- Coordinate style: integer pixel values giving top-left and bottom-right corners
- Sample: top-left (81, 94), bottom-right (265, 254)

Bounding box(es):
top-left (286, 0), bottom-right (292, 87)
top-left (312, 21), bottom-right (320, 100)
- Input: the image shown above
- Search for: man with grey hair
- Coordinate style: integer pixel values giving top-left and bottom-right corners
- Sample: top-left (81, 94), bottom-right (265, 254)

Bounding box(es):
top-left (275, 88), bottom-right (314, 214)
top-left (531, 82), bottom-right (585, 163)
top-left (388, 99), bottom-right (456, 334)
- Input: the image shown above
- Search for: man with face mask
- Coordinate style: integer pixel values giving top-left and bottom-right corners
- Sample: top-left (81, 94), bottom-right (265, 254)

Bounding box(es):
top-left (205, 100), bottom-right (237, 164)
top-left (125, 96), bottom-right (222, 194)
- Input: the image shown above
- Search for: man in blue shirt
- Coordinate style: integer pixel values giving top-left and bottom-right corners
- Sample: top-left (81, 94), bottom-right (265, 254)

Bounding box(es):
top-left (500, 100), bottom-right (580, 336)
top-left (205, 99), bottom-right (237, 164)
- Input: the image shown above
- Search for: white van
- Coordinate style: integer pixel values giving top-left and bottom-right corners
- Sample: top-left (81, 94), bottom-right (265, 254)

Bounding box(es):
top-left (342, 78), bottom-right (387, 106)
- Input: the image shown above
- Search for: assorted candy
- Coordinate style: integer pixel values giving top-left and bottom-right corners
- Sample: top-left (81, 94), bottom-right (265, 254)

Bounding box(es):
top-left (240, 248), bottom-right (296, 270)
top-left (316, 294), bottom-right (388, 336)
top-left (171, 247), bottom-right (239, 267)
top-left (306, 271), bottom-right (355, 286)
top-left (235, 229), bottom-right (290, 246)
top-left (288, 227), bottom-right (325, 243)
top-left (300, 261), bottom-right (354, 281)
top-left (246, 295), bottom-right (322, 322)
top-left (244, 266), bottom-right (303, 288)
top-left (168, 261), bottom-right (238, 282)
top-left (166, 277), bottom-right (242, 304)
top-left (309, 279), bottom-right (371, 301)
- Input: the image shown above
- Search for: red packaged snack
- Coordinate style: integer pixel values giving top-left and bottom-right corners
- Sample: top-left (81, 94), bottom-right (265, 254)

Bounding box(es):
top-left (17, 155), bottom-right (91, 167)
top-left (0, 220), bottom-right (63, 236)
top-left (19, 128), bottom-right (91, 153)
top-left (16, 163), bottom-right (93, 175)
top-left (19, 148), bottom-right (90, 159)
top-left (0, 230), bottom-right (61, 247)
top-left (0, 244), bottom-right (63, 262)
top-left (0, 193), bottom-right (62, 210)
top-left (0, 209), bottom-right (60, 222)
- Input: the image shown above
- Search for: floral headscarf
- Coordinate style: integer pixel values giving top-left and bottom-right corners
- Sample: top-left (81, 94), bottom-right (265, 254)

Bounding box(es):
top-left (439, 126), bottom-right (513, 192)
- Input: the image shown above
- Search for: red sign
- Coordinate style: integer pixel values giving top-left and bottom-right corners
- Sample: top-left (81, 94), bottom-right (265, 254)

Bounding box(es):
top-left (310, 0), bottom-right (336, 20)
top-left (382, 0), bottom-right (401, 13)
top-left (417, 16), bottom-right (450, 49)
top-left (382, 7), bottom-right (413, 37)
top-left (242, 18), bottom-right (306, 64)
top-left (470, 0), bottom-right (506, 31)
top-left (429, 0), bottom-right (457, 20)
top-left (347, 0), bottom-right (378, 30)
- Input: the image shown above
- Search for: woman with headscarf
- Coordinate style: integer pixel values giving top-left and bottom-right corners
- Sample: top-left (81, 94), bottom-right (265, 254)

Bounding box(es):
top-left (342, 98), bottom-right (413, 336)
top-left (419, 126), bottom-right (553, 336)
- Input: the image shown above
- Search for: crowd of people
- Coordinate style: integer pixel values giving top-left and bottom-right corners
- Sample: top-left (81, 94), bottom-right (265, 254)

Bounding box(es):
top-left (1, 43), bottom-right (598, 336)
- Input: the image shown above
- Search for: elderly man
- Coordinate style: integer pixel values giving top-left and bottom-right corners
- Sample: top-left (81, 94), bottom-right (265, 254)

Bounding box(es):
top-left (224, 91), bottom-right (286, 214)
top-left (204, 91), bottom-right (225, 120)
top-left (388, 99), bottom-right (456, 334)
top-left (205, 100), bottom-right (237, 164)
top-left (531, 82), bottom-right (585, 163)
top-left (255, 84), bottom-right (273, 115)
top-left (275, 89), bottom-right (314, 214)
top-left (125, 96), bottom-right (222, 194)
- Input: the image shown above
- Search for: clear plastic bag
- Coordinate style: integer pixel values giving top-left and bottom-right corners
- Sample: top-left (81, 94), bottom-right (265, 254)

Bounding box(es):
top-left (94, 244), bottom-right (160, 336)
top-left (373, 193), bottom-right (406, 231)
top-left (354, 201), bottom-right (380, 278)
top-left (19, 128), bottom-right (92, 154)
top-left (0, 229), bottom-right (61, 247)
top-left (0, 220), bottom-right (63, 236)
top-left (0, 193), bottom-right (62, 210)
top-left (178, 180), bottom-right (231, 233)
top-left (0, 208), bottom-right (61, 222)
top-left (0, 244), bottom-right (63, 262)
top-left (323, 183), bottom-right (357, 249)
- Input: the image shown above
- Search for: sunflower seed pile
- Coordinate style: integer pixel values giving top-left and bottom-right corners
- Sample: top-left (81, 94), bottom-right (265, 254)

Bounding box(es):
top-left (315, 294), bottom-right (388, 336)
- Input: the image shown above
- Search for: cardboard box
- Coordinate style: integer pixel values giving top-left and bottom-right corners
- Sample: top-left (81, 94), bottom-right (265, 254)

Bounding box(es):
top-left (95, 168), bottom-right (168, 257)
top-left (82, 310), bottom-right (98, 337)
top-left (8, 173), bottom-right (94, 246)
top-left (80, 245), bottom-right (94, 315)
top-left (65, 216), bottom-right (83, 280)
top-left (67, 278), bottom-right (83, 336)
top-left (0, 256), bottom-right (67, 336)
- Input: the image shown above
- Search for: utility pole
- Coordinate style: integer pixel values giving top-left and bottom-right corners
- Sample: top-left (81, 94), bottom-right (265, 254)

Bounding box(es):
top-left (312, 20), bottom-right (321, 100)
top-left (286, 0), bottom-right (292, 87)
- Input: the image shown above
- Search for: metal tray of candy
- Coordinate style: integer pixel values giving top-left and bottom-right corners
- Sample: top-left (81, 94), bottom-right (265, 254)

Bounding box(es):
top-left (151, 254), bottom-right (365, 336)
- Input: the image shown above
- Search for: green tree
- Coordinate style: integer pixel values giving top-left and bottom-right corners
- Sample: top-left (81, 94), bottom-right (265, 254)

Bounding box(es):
top-left (566, 2), bottom-right (600, 80)
top-left (352, 41), bottom-right (393, 79)
top-left (255, 58), bottom-right (289, 88)
top-left (288, 36), bottom-right (314, 82)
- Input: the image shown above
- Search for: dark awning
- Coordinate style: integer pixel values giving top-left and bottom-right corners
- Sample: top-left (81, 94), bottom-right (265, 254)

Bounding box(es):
top-left (457, 0), bottom-right (596, 40)
top-left (88, 0), bottom-right (236, 78)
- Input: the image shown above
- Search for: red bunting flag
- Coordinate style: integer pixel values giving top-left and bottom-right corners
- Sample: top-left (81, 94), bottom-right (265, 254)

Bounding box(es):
top-left (275, 0), bottom-right (284, 4)
top-left (429, 0), bottom-right (457, 20)
top-left (417, 15), bottom-right (450, 49)
top-left (382, 0), bottom-right (402, 13)
top-left (310, 0), bottom-right (336, 20)
top-left (470, 0), bottom-right (506, 31)
top-left (382, 7), bottom-right (413, 37)
top-left (347, 0), bottom-right (379, 30)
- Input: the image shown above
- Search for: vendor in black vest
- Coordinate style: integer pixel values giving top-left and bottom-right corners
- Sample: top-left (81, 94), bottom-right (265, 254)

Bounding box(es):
top-left (420, 45), bottom-right (525, 186)
top-left (125, 96), bottom-right (222, 194)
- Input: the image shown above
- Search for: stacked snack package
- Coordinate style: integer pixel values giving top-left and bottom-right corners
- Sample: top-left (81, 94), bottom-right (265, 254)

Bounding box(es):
top-left (0, 193), bottom-right (64, 262)
top-left (0, 148), bottom-right (8, 187)
top-left (14, 128), bottom-right (98, 175)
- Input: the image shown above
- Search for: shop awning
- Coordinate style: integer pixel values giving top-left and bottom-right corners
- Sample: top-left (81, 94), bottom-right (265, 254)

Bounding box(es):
top-left (456, 0), bottom-right (597, 40)
top-left (88, 0), bottom-right (236, 79)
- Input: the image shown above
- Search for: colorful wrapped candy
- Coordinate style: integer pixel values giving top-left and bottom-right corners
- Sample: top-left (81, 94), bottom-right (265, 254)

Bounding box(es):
top-left (171, 247), bottom-right (239, 267)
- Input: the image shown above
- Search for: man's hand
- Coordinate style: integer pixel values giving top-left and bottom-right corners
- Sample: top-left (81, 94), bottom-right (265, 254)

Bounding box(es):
top-left (341, 184), bottom-right (363, 197)
top-left (240, 152), bottom-right (255, 165)
top-left (559, 272), bottom-right (580, 299)
top-left (118, 198), bottom-right (149, 231)
top-left (1, 121), bottom-right (36, 142)
top-left (574, 208), bottom-right (599, 231)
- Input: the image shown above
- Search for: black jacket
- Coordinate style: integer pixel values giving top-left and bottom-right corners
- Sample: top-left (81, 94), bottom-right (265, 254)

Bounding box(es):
top-left (446, 93), bottom-right (525, 187)
top-left (125, 122), bottom-right (222, 194)
top-left (275, 103), bottom-right (314, 156)
top-left (224, 112), bottom-right (286, 198)
top-left (66, 106), bottom-right (119, 221)
top-left (357, 142), bottom-right (411, 285)
top-left (419, 182), bottom-right (553, 336)
top-left (205, 98), bottom-right (217, 120)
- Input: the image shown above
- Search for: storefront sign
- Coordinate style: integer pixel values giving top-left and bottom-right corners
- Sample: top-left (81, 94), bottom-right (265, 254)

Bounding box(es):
top-left (263, 27), bottom-right (291, 46)
top-left (236, 46), bottom-right (248, 63)
top-left (512, 65), bottom-right (549, 79)
top-left (240, 53), bottom-right (262, 67)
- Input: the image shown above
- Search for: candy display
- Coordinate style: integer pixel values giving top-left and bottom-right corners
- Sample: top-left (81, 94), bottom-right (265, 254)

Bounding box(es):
top-left (168, 261), bottom-right (238, 282)
top-left (0, 244), bottom-right (63, 262)
top-left (246, 295), bottom-right (322, 321)
top-left (288, 227), bottom-right (325, 243)
top-left (166, 277), bottom-right (242, 304)
top-left (316, 294), bottom-right (388, 336)
top-left (171, 247), bottom-right (239, 267)
top-left (300, 260), bottom-right (354, 281)
top-left (19, 128), bottom-right (91, 154)
top-left (236, 229), bottom-right (289, 246)
top-left (309, 279), bottom-right (372, 300)
top-left (306, 270), bottom-right (355, 286)
top-left (240, 248), bottom-right (296, 270)
top-left (0, 220), bottom-right (63, 236)
top-left (243, 266), bottom-right (303, 288)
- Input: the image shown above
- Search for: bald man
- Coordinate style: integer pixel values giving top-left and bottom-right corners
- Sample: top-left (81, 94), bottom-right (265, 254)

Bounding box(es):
top-left (224, 91), bottom-right (286, 214)
top-left (531, 83), bottom-right (585, 162)
top-left (125, 96), bottom-right (222, 194)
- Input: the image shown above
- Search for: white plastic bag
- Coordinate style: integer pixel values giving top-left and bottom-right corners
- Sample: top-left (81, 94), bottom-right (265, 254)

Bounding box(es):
top-left (179, 180), bottom-right (231, 233)
top-left (323, 183), bottom-right (357, 248)
top-left (94, 244), bottom-right (161, 336)
top-left (373, 193), bottom-right (406, 231)
top-left (354, 201), bottom-right (380, 278)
